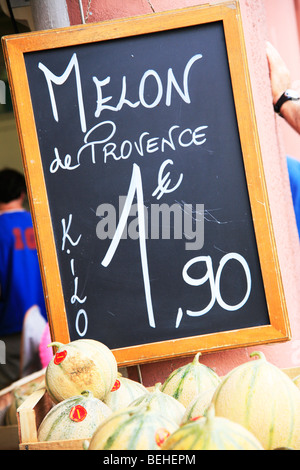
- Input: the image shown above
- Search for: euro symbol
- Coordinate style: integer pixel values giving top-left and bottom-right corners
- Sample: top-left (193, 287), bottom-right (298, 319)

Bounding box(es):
top-left (152, 159), bottom-right (183, 200)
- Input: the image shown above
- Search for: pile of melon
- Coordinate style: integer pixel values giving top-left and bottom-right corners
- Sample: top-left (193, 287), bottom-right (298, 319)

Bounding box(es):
top-left (33, 339), bottom-right (300, 450)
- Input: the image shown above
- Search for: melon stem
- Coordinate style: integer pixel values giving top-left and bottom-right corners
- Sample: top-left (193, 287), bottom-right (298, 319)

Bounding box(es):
top-left (193, 352), bottom-right (201, 364)
top-left (249, 351), bottom-right (266, 361)
top-left (47, 341), bottom-right (65, 349)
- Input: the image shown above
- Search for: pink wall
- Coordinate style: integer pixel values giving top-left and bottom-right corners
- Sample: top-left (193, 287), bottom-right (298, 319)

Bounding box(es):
top-left (65, 0), bottom-right (300, 385)
top-left (296, 0), bottom-right (300, 42)
top-left (66, 0), bottom-right (151, 23)
top-left (265, 0), bottom-right (300, 161)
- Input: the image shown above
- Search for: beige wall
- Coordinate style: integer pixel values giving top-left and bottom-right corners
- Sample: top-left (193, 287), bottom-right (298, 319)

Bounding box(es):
top-left (0, 113), bottom-right (23, 171)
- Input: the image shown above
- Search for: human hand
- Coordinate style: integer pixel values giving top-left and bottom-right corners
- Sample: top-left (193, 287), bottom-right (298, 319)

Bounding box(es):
top-left (266, 41), bottom-right (291, 104)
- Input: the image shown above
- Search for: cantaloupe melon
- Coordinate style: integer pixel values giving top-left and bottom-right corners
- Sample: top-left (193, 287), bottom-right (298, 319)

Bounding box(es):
top-left (5, 381), bottom-right (41, 425)
top-left (45, 339), bottom-right (117, 403)
top-left (213, 351), bottom-right (300, 450)
top-left (162, 405), bottom-right (264, 450)
top-left (104, 375), bottom-right (149, 412)
top-left (161, 352), bottom-right (221, 407)
top-left (38, 390), bottom-right (111, 442)
top-left (181, 387), bottom-right (215, 424)
top-left (88, 405), bottom-right (178, 450)
top-left (129, 382), bottom-right (186, 425)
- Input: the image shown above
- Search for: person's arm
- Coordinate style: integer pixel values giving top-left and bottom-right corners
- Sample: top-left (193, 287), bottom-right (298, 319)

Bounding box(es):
top-left (266, 41), bottom-right (300, 134)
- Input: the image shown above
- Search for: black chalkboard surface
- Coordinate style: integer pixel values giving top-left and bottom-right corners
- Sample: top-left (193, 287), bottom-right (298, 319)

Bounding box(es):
top-left (3, 3), bottom-right (290, 365)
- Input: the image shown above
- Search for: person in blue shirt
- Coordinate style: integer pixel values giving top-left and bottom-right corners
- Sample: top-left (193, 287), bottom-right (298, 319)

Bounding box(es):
top-left (267, 42), bottom-right (300, 237)
top-left (287, 156), bottom-right (300, 237)
top-left (0, 168), bottom-right (47, 389)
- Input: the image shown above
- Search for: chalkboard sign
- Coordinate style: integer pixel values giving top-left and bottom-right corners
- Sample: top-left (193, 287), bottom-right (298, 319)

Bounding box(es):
top-left (3, 3), bottom-right (290, 366)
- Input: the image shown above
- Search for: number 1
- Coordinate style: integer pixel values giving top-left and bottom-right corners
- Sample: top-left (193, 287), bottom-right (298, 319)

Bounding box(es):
top-left (101, 163), bottom-right (156, 328)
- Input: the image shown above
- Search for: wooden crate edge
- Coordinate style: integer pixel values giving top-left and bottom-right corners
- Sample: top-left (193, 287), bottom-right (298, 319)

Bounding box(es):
top-left (0, 368), bottom-right (46, 398)
top-left (282, 366), bottom-right (300, 380)
top-left (0, 425), bottom-right (19, 450)
top-left (17, 387), bottom-right (52, 445)
top-left (19, 437), bottom-right (90, 450)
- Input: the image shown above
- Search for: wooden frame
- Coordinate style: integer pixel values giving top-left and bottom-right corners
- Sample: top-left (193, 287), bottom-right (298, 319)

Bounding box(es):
top-left (2, 2), bottom-right (290, 366)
